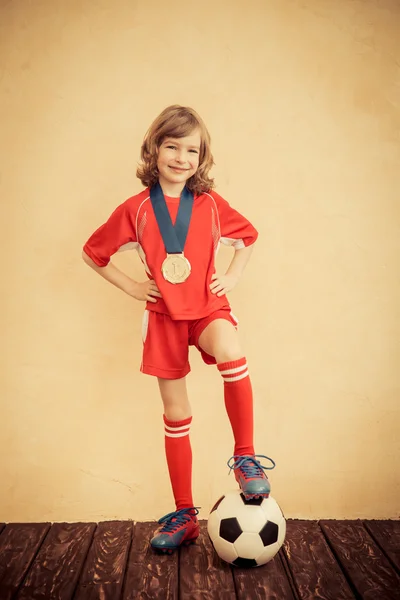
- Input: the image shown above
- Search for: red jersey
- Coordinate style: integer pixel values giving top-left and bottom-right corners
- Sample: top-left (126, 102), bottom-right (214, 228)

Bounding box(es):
top-left (83, 188), bottom-right (258, 320)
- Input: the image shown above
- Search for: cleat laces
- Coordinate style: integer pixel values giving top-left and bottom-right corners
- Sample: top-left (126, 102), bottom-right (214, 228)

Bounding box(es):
top-left (157, 507), bottom-right (200, 534)
top-left (227, 454), bottom-right (276, 479)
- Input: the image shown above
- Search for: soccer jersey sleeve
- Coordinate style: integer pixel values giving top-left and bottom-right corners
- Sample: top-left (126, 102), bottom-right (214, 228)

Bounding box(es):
top-left (212, 191), bottom-right (258, 249)
top-left (83, 201), bottom-right (138, 267)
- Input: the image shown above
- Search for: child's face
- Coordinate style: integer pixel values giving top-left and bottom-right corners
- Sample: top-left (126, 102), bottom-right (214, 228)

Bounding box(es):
top-left (157, 129), bottom-right (201, 191)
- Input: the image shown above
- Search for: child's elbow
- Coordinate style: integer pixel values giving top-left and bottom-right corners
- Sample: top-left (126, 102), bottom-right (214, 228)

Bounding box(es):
top-left (82, 250), bottom-right (92, 264)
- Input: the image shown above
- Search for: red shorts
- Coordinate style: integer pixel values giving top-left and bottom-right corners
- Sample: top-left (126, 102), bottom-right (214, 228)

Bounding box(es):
top-left (140, 309), bottom-right (238, 379)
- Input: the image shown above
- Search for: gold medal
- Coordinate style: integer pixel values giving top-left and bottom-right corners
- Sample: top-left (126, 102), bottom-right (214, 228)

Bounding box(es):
top-left (161, 253), bottom-right (191, 284)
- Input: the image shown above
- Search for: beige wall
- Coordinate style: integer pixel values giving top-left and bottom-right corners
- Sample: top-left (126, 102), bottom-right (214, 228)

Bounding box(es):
top-left (1, 0), bottom-right (399, 522)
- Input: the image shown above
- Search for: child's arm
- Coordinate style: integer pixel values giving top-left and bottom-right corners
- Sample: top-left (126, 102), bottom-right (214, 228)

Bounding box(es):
top-left (210, 244), bottom-right (254, 297)
top-left (82, 251), bottom-right (161, 303)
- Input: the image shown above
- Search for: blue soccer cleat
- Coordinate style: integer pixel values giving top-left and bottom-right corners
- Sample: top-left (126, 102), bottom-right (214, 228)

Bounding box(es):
top-left (150, 507), bottom-right (200, 554)
top-left (228, 454), bottom-right (276, 500)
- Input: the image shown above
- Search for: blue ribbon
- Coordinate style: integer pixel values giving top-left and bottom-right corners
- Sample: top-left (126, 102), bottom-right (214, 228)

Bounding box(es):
top-left (150, 182), bottom-right (194, 253)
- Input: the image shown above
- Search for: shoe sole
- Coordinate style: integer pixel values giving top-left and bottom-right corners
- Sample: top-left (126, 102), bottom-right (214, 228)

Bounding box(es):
top-left (242, 491), bottom-right (270, 501)
top-left (235, 476), bottom-right (270, 501)
top-left (152, 537), bottom-right (198, 554)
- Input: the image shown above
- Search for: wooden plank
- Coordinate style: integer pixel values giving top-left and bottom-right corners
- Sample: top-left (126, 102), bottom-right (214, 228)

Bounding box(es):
top-left (122, 521), bottom-right (178, 600)
top-left (233, 551), bottom-right (296, 600)
top-left (0, 523), bottom-right (50, 600)
top-left (364, 520), bottom-right (400, 573)
top-left (16, 522), bottom-right (96, 600)
top-left (320, 520), bottom-right (400, 600)
top-left (179, 521), bottom-right (236, 599)
top-left (74, 521), bottom-right (132, 600)
top-left (283, 520), bottom-right (354, 600)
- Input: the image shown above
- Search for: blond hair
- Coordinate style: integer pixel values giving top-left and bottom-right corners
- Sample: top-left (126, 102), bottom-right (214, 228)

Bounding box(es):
top-left (136, 105), bottom-right (215, 194)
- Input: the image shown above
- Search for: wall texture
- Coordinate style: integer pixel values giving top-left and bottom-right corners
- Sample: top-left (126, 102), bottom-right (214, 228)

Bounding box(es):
top-left (1, 0), bottom-right (399, 522)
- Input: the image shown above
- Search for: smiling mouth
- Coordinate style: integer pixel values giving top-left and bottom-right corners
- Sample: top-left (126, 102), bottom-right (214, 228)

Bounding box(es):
top-left (169, 166), bottom-right (188, 172)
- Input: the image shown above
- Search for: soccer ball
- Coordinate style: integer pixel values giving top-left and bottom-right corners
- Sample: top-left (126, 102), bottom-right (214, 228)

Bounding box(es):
top-left (207, 490), bottom-right (286, 567)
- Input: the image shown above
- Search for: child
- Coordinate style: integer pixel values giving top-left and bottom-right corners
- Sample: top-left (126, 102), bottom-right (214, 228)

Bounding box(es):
top-left (82, 105), bottom-right (275, 553)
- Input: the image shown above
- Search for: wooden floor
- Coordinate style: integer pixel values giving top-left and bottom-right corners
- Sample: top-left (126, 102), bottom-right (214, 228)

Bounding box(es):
top-left (0, 519), bottom-right (399, 599)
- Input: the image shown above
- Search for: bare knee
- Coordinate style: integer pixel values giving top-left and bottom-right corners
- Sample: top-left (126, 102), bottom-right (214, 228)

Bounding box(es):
top-left (158, 377), bottom-right (191, 421)
top-left (198, 320), bottom-right (244, 364)
top-left (215, 347), bottom-right (243, 363)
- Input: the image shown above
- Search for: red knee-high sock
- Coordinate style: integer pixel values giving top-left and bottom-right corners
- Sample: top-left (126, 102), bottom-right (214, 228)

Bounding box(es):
top-left (217, 357), bottom-right (255, 456)
top-left (163, 415), bottom-right (194, 510)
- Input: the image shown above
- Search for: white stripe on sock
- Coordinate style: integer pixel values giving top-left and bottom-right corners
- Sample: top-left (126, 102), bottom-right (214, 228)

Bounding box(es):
top-left (220, 363), bottom-right (248, 376)
top-left (164, 423), bottom-right (191, 432)
top-left (222, 370), bottom-right (249, 382)
top-left (165, 431), bottom-right (190, 438)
